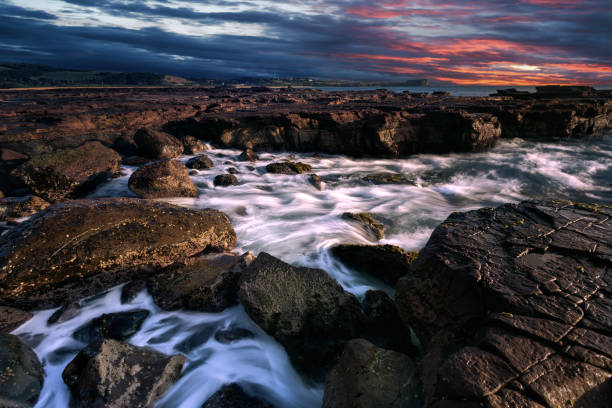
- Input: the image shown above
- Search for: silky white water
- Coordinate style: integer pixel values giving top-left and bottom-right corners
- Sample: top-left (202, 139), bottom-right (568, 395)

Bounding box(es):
top-left (12, 135), bottom-right (612, 407)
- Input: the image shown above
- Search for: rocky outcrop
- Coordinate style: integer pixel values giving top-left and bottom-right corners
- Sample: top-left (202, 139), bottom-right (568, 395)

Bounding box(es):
top-left (133, 127), bottom-right (183, 159)
top-left (0, 198), bottom-right (236, 309)
top-left (0, 307), bottom-right (32, 334)
top-left (128, 159), bottom-right (198, 198)
top-left (396, 200), bottom-right (612, 407)
top-left (265, 161), bottom-right (312, 174)
top-left (0, 334), bottom-right (44, 408)
top-left (201, 384), bottom-right (273, 408)
top-left (331, 244), bottom-right (417, 285)
top-left (63, 339), bottom-right (185, 408)
top-left (0, 195), bottom-right (49, 221)
top-left (73, 310), bottom-right (150, 343)
top-left (213, 174), bottom-right (238, 187)
top-left (186, 154), bottom-right (214, 170)
top-left (148, 252), bottom-right (255, 312)
top-left (341, 212), bottom-right (385, 241)
top-left (10, 141), bottom-right (121, 202)
top-left (238, 252), bottom-right (365, 379)
top-left (322, 338), bottom-right (419, 408)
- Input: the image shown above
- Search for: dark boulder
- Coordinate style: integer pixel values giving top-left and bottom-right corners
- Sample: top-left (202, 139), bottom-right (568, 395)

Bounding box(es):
top-left (265, 161), bottom-right (312, 174)
top-left (148, 252), bottom-right (255, 312)
top-left (238, 252), bottom-right (365, 379)
top-left (396, 200), bottom-right (612, 407)
top-left (182, 135), bottom-right (208, 154)
top-left (0, 198), bottom-right (236, 309)
top-left (341, 212), bottom-right (385, 241)
top-left (0, 195), bottom-right (50, 221)
top-left (63, 339), bottom-right (185, 408)
top-left (128, 159), bottom-right (198, 198)
top-left (322, 338), bottom-right (419, 408)
top-left (0, 307), bottom-right (32, 334)
top-left (331, 244), bottom-right (417, 285)
top-left (0, 334), bottom-right (44, 408)
top-left (227, 167), bottom-right (239, 174)
top-left (201, 383), bottom-right (273, 408)
top-left (186, 154), bottom-right (214, 170)
top-left (73, 310), bottom-right (150, 343)
top-left (214, 174), bottom-right (238, 187)
top-left (308, 174), bottom-right (323, 190)
top-left (11, 141), bottom-right (121, 202)
top-left (214, 327), bottom-right (254, 344)
top-left (47, 302), bottom-right (81, 325)
top-left (362, 172), bottom-right (416, 185)
top-left (133, 127), bottom-right (183, 159)
top-left (237, 148), bottom-right (258, 162)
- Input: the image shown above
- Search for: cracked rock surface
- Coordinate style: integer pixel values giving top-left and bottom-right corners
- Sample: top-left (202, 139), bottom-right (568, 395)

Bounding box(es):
top-left (396, 200), bottom-right (612, 408)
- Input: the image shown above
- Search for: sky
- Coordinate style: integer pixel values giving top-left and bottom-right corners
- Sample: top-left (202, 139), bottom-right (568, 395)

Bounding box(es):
top-left (0, 0), bottom-right (611, 85)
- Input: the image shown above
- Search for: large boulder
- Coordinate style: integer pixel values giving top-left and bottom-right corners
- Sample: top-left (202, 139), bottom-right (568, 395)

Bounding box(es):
top-left (322, 338), bottom-right (419, 408)
top-left (0, 198), bottom-right (236, 309)
top-left (238, 252), bottom-right (365, 379)
top-left (331, 244), bottom-right (417, 285)
top-left (148, 252), bottom-right (255, 312)
top-left (63, 339), bottom-right (185, 408)
top-left (133, 128), bottom-right (183, 159)
top-left (10, 141), bottom-right (121, 202)
top-left (0, 334), bottom-right (44, 408)
top-left (213, 174), bottom-right (238, 187)
top-left (128, 159), bottom-right (198, 198)
top-left (0, 195), bottom-right (49, 221)
top-left (396, 200), bottom-right (612, 407)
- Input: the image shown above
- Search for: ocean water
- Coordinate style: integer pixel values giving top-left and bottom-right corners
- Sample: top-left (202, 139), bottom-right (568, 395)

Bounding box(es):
top-left (13, 134), bottom-right (612, 407)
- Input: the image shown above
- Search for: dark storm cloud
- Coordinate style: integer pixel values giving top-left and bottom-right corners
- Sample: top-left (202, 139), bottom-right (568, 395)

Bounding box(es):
top-left (1, 0), bottom-right (610, 84)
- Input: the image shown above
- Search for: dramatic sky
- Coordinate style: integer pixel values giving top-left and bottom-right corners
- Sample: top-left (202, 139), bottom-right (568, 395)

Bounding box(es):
top-left (1, 0), bottom-right (611, 84)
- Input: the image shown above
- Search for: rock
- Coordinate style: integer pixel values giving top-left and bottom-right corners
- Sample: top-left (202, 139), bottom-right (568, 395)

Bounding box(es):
top-left (201, 383), bottom-right (273, 408)
top-left (0, 307), bottom-right (32, 334)
top-left (0, 334), bottom-right (44, 408)
top-left (186, 154), bottom-right (214, 170)
top-left (265, 161), bottom-right (312, 174)
top-left (148, 252), bottom-right (255, 312)
top-left (237, 148), bottom-right (258, 162)
top-left (308, 174), bottom-right (323, 190)
top-left (238, 252), bottom-right (365, 379)
top-left (133, 127), bottom-right (184, 159)
top-left (227, 167), bottom-right (239, 174)
top-left (322, 338), bottom-right (419, 408)
top-left (128, 159), bottom-right (198, 198)
top-left (396, 200), bottom-right (612, 407)
top-left (73, 310), bottom-right (150, 343)
top-left (214, 327), bottom-right (254, 344)
top-left (0, 198), bottom-right (236, 309)
top-left (122, 156), bottom-right (151, 166)
top-left (182, 135), bottom-right (208, 154)
top-left (341, 212), bottom-right (385, 241)
top-left (331, 244), bottom-right (417, 285)
top-left (47, 302), bottom-right (81, 325)
top-left (214, 174), bottom-right (238, 187)
top-left (362, 172), bottom-right (416, 185)
top-left (121, 280), bottom-right (147, 304)
top-left (62, 339), bottom-right (185, 408)
top-left (0, 195), bottom-right (49, 221)
top-left (11, 141), bottom-right (121, 202)
top-left (113, 134), bottom-right (140, 157)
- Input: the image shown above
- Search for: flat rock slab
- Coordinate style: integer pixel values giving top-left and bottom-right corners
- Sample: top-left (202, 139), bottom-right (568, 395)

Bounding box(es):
top-left (396, 200), bottom-right (612, 407)
top-left (0, 198), bottom-right (236, 310)
top-left (63, 339), bottom-right (185, 408)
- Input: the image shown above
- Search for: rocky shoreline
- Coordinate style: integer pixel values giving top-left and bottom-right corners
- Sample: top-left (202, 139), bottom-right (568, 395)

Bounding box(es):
top-left (0, 86), bottom-right (611, 407)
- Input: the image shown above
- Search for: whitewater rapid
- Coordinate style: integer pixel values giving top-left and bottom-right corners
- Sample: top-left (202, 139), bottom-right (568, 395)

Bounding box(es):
top-left (13, 135), bottom-right (612, 408)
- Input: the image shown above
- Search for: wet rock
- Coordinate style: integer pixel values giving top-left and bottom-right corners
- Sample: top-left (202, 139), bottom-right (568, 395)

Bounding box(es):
top-left (0, 307), bottom-right (32, 334)
top-left (128, 159), bottom-right (198, 198)
top-left (11, 141), bottom-right (121, 202)
top-left (237, 148), bottom-right (258, 162)
top-left (214, 327), bottom-right (254, 344)
top-left (395, 200), bottom-right (612, 407)
top-left (121, 280), bottom-right (147, 304)
top-left (0, 196), bottom-right (50, 221)
top-left (331, 244), bottom-right (417, 285)
top-left (63, 339), bottom-right (185, 408)
top-left (265, 161), bottom-right (312, 174)
top-left (0, 334), bottom-right (44, 408)
top-left (133, 127), bottom-right (184, 159)
top-left (122, 156), bottom-right (151, 166)
top-left (73, 310), bottom-right (150, 343)
top-left (201, 383), bottom-right (273, 408)
top-left (341, 212), bottom-right (385, 241)
top-left (47, 302), bottom-right (81, 325)
top-left (238, 252), bottom-right (366, 379)
top-left (227, 167), bottom-right (239, 174)
top-left (149, 252), bottom-right (255, 313)
top-left (0, 198), bottom-right (236, 309)
top-left (186, 154), bottom-right (214, 170)
top-left (308, 174), bottom-right (323, 190)
top-left (322, 338), bottom-right (419, 408)
top-left (214, 174), bottom-right (238, 187)
top-left (182, 135), bottom-right (208, 154)
top-left (113, 134), bottom-right (140, 157)
top-left (362, 172), bottom-right (416, 185)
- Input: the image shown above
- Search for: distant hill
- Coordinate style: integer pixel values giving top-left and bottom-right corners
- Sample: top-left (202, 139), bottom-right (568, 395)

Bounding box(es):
top-left (0, 63), bottom-right (194, 88)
